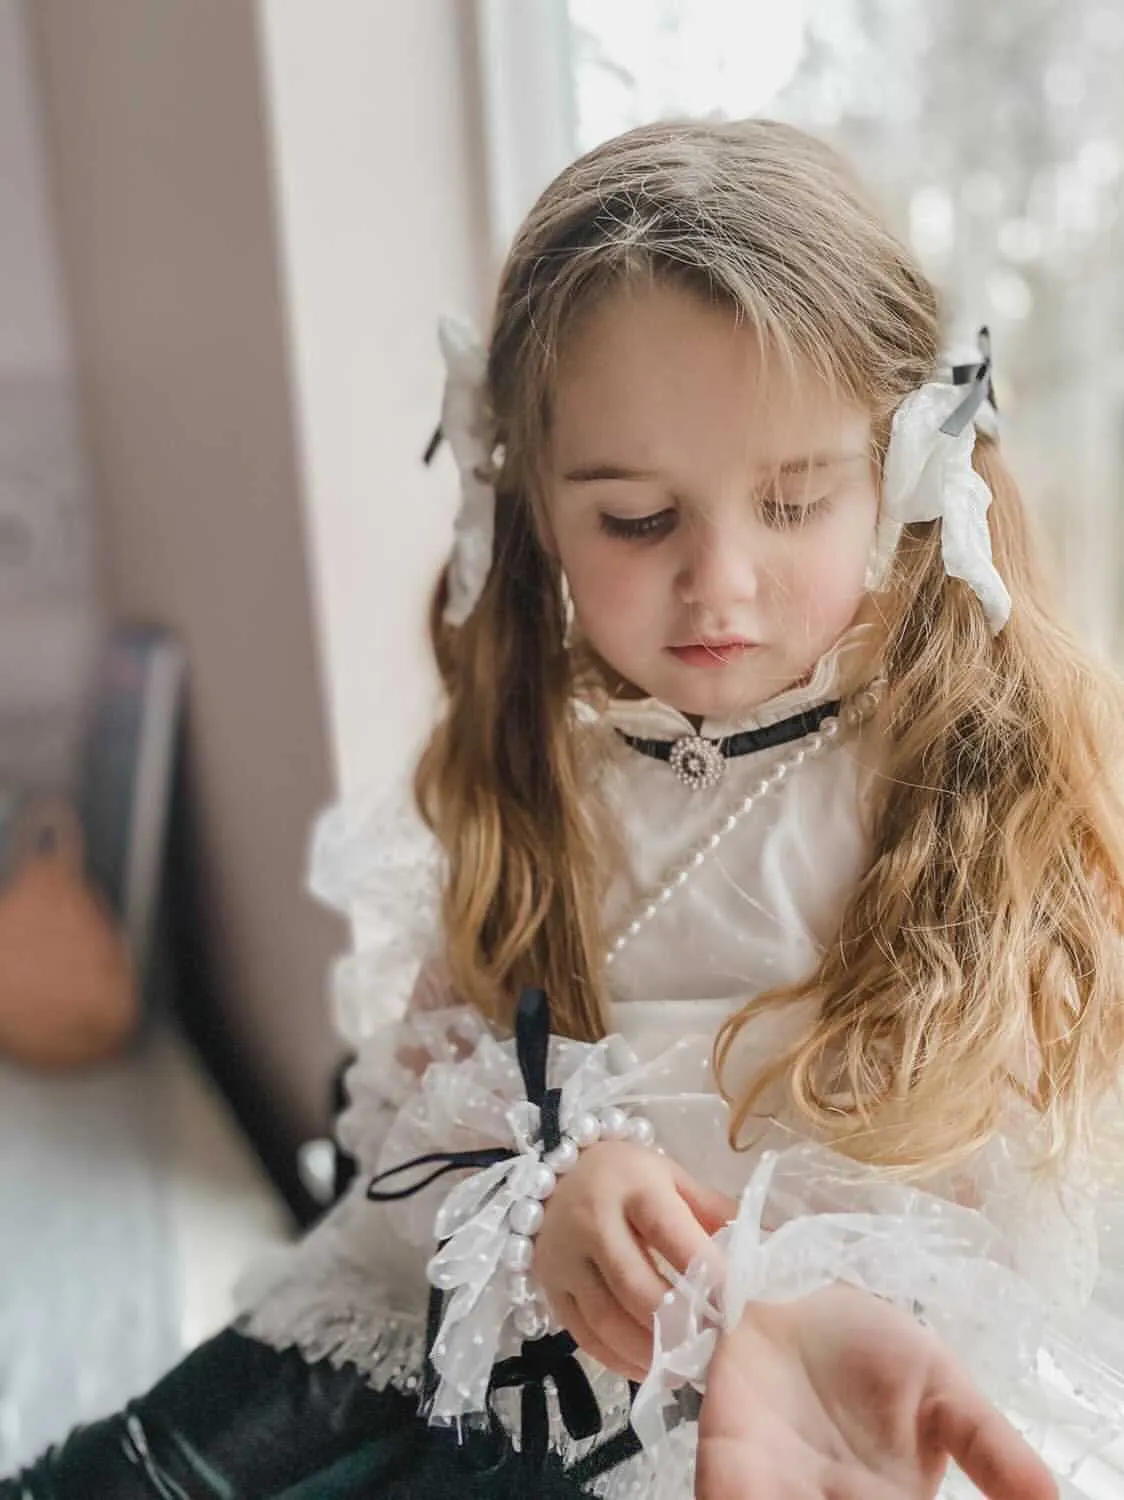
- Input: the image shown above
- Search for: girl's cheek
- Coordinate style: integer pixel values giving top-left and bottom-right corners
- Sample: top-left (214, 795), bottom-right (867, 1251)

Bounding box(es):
top-left (812, 503), bottom-right (878, 588)
top-left (775, 532), bottom-right (868, 637)
top-left (574, 547), bottom-right (663, 619)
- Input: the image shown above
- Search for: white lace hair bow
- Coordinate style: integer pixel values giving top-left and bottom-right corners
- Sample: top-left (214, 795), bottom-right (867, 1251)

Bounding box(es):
top-left (427, 316), bottom-right (498, 627)
top-left (868, 328), bottom-right (1011, 635)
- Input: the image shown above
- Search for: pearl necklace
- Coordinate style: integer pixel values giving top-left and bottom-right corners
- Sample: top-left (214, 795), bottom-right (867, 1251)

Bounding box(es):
top-left (604, 682), bottom-right (885, 968)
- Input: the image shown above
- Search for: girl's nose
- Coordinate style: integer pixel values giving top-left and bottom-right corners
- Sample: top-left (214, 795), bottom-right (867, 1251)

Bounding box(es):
top-left (677, 518), bottom-right (760, 613)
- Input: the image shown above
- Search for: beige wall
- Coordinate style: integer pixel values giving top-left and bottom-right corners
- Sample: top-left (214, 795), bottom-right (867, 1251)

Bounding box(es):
top-left (28, 0), bottom-right (343, 1205)
top-left (26, 0), bottom-right (494, 1210)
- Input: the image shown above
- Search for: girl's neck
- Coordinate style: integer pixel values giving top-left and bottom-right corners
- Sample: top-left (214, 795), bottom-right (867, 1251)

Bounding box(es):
top-left (647, 663), bottom-right (822, 733)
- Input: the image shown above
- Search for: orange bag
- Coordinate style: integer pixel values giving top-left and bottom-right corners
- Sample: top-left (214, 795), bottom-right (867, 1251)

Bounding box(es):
top-left (0, 797), bottom-right (138, 1070)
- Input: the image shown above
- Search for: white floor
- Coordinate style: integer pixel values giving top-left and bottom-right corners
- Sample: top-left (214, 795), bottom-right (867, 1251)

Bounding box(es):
top-left (0, 1020), bottom-right (291, 1474)
top-left (159, 1026), bottom-right (294, 1351)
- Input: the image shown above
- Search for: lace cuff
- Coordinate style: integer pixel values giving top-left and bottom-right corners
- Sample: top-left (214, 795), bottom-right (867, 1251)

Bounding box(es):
top-left (374, 1017), bottom-right (711, 1427)
top-left (632, 1142), bottom-right (1124, 1483)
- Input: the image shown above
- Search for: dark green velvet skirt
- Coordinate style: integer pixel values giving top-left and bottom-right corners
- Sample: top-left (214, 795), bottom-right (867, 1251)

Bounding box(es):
top-left (0, 1328), bottom-right (616, 1499)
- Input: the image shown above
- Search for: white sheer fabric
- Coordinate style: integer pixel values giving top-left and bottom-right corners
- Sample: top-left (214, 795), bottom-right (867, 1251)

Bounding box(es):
top-left (631, 1143), bottom-right (1124, 1499)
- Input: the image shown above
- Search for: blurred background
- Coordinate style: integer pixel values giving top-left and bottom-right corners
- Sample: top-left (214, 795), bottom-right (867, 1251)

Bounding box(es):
top-left (1, 0), bottom-right (1122, 1476)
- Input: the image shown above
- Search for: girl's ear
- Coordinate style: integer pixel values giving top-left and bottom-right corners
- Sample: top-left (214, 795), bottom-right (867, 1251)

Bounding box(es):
top-left (561, 573), bottom-right (578, 649)
top-left (863, 429), bottom-right (891, 592)
top-left (868, 428), bottom-right (887, 505)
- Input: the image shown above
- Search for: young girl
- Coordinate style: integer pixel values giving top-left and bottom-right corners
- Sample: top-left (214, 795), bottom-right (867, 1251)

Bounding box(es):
top-left (7, 118), bottom-right (1124, 1500)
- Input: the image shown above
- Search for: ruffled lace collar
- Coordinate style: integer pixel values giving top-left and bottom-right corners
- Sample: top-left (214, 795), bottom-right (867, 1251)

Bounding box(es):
top-left (590, 624), bottom-right (875, 742)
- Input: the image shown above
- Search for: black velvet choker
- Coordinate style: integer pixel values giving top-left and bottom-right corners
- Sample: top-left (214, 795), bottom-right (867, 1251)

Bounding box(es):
top-left (616, 698), bottom-right (842, 790)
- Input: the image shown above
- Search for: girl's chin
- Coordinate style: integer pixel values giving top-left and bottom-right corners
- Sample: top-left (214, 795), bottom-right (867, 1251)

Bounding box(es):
top-left (595, 649), bottom-right (809, 716)
top-left (654, 676), bottom-right (788, 721)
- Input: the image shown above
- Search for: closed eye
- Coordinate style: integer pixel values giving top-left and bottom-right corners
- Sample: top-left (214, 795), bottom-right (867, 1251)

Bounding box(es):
top-left (759, 493), bottom-right (832, 529)
top-left (599, 509), bottom-right (677, 541)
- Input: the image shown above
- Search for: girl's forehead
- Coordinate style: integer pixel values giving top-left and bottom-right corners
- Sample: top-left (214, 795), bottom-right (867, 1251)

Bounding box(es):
top-left (549, 281), bottom-right (870, 472)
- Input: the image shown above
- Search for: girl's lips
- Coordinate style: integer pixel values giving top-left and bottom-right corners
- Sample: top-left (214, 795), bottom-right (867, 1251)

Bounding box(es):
top-left (668, 641), bottom-right (758, 668)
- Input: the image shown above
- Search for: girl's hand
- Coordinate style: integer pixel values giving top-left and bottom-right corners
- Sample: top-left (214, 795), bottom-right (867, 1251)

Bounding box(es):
top-left (696, 1283), bottom-right (1057, 1500)
top-left (534, 1140), bottom-right (735, 1380)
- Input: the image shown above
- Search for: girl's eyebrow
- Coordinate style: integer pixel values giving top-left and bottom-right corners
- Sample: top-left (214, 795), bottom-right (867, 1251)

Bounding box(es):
top-left (774, 450), bottom-right (868, 474)
top-left (561, 451), bottom-right (867, 484)
top-left (561, 463), bottom-right (660, 484)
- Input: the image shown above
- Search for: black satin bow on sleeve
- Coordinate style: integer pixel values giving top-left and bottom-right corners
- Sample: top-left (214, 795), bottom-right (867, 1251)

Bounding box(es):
top-left (489, 1331), bottom-right (602, 1473)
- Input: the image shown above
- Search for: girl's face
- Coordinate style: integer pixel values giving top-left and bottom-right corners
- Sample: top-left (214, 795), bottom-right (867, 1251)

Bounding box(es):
top-left (546, 281), bottom-right (880, 719)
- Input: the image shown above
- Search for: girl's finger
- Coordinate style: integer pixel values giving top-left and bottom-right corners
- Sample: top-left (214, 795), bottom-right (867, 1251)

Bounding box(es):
top-left (590, 1224), bottom-right (671, 1328)
top-left (555, 1292), bottom-right (649, 1383)
top-left (574, 1258), bottom-right (655, 1371)
top-left (627, 1182), bottom-right (714, 1276)
top-left (927, 1373), bottom-right (1058, 1500)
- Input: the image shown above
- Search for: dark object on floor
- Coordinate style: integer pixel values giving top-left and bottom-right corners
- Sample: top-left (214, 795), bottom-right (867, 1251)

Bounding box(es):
top-left (77, 624), bottom-right (183, 1002)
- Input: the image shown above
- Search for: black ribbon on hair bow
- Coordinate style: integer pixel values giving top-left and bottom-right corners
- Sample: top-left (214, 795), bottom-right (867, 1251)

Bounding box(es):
top-left (423, 426), bottom-right (444, 465)
top-left (941, 325), bottom-right (998, 437)
top-left (365, 987), bottom-right (607, 1471)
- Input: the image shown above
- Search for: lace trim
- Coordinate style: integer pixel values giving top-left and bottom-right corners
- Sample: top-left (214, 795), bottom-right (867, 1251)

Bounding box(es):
top-left (239, 1252), bottom-right (644, 1464)
top-left (237, 1257), bottom-right (428, 1395)
top-left (307, 787), bottom-right (445, 1046)
top-left (596, 622), bottom-right (874, 742)
top-left (631, 1142), bottom-right (1124, 1491)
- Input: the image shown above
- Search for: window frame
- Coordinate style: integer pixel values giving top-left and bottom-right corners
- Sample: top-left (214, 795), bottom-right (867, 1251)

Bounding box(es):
top-left (473, 0), bottom-right (578, 271)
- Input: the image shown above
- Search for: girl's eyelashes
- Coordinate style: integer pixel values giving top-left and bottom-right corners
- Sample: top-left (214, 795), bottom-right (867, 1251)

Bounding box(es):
top-left (759, 492), bottom-right (832, 529)
top-left (597, 491), bottom-right (835, 540)
top-left (599, 509), bottom-right (677, 541)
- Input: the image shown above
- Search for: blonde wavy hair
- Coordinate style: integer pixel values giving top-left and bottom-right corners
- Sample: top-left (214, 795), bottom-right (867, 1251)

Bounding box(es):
top-left (415, 118), bottom-right (1124, 1175)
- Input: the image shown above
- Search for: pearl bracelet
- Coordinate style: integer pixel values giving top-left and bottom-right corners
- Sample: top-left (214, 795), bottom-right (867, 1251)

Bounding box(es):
top-left (499, 1105), bottom-right (658, 1341)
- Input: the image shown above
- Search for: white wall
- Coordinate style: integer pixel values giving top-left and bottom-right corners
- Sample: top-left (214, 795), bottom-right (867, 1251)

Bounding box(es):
top-left (257, 0), bottom-right (492, 799)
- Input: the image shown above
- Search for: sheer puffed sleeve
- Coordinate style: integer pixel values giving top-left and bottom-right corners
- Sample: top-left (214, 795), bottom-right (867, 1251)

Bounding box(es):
top-left (631, 1134), bottom-right (1124, 1499)
top-left (234, 788), bottom-right (464, 1391)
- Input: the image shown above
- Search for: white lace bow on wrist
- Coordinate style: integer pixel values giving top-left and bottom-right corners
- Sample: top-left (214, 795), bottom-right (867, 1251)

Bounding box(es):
top-left (367, 1010), bottom-right (676, 1428)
